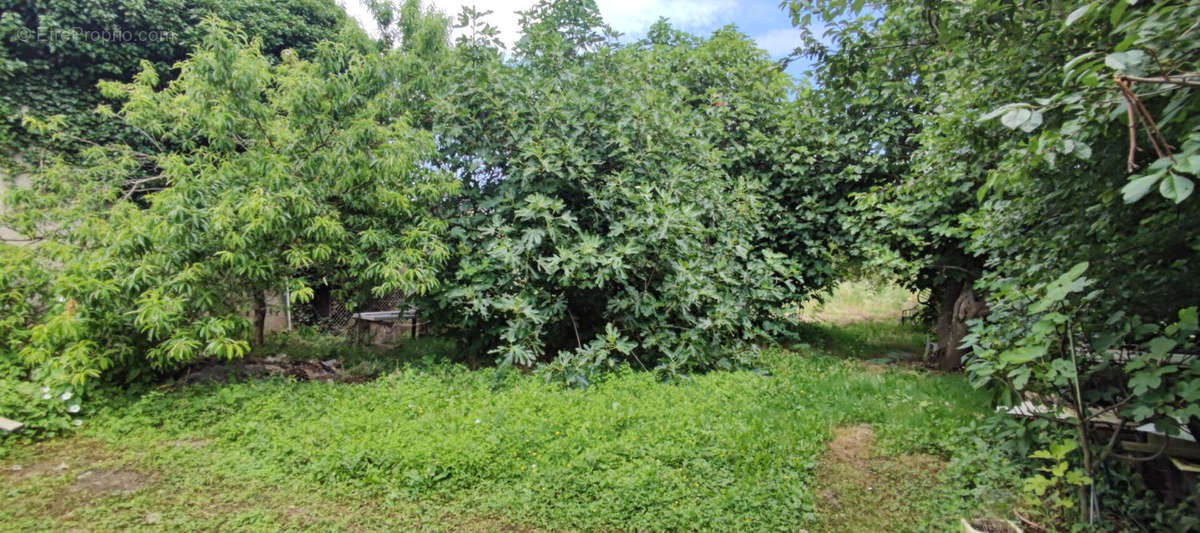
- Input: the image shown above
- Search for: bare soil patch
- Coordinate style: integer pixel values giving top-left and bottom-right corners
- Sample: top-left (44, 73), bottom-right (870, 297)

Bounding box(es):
top-left (71, 468), bottom-right (150, 495)
top-left (162, 437), bottom-right (211, 448)
top-left (965, 517), bottom-right (1023, 532)
top-left (1, 438), bottom-right (120, 482)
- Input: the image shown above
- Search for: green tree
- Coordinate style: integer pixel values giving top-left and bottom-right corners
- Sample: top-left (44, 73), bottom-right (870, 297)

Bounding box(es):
top-left (0, 0), bottom-right (371, 152)
top-left (786, 0), bottom-right (1199, 527)
top-left (420, 1), bottom-right (815, 381)
top-left (3, 21), bottom-right (456, 392)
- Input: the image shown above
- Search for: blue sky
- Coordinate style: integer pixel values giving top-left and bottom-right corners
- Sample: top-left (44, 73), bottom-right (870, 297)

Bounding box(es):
top-left (339, 0), bottom-right (814, 78)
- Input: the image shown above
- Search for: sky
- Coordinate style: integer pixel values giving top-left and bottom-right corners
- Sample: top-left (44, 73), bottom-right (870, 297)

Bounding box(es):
top-left (338, 0), bottom-right (815, 78)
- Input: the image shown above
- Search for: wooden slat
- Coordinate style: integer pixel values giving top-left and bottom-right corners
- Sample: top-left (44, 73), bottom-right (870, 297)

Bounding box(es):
top-left (351, 308), bottom-right (418, 322)
top-left (1171, 457), bottom-right (1200, 473)
top-left (0, 416), bottom-right (23, 432)
top-left (1121, 434), bottom-right (1200, 460)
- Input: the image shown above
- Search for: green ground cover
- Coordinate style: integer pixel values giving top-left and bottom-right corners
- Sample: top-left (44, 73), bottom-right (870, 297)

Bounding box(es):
top-left (1, 283), bottom-right (1007, 532)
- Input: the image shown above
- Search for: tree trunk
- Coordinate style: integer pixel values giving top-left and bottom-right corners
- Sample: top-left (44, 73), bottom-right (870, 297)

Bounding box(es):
top-left (314, 284), bottom-right (331, 320)
top-left (932, 281), bottom-right (989, 371)
top-left (932, 279), bottom-right (965, 371)
top-left (252, 290), bottom-right (267, 348)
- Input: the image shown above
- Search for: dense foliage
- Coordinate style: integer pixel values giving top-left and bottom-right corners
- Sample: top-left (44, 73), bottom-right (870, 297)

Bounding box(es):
top-left (0, 0), bottom-right (370, 152)
top-left (413, 3), bottom-right (853, 380)
top-left (1, 22), bottom-right (456, 433)
top-left (788, 0), bottom-right (1199, 527)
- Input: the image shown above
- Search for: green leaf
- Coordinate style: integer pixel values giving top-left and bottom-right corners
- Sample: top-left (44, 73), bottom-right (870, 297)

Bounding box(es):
top-left (1159, 173), bottom-right (1194, 204)
top-left (1050, 358), bottom-right (1077, 380)
top-left (1065, 4), bottom-right (1092, 27)
top-left (1109, 0), bottom-right (1128, 25)
top-left (1175, 155), bottom-right (1200, 175)
top-left (1063, 52), bottom-right (1097, 72)
top-left (1104, 50), bottom-right (1149, 75)
top-left (1179, 307), bottom-right (1198, 333)
top-left (1019, 111), bottom-right (1043, 133)
top-left (1073, 142), bottom-right (1092, 160)
top-left (1001, 108), bottom-right (1032, 130)
top-left (1121, 174), bottom-right (1160, 203)
top-left (1049, 439), bottom-right (1078, 458)
top-left (1065, 470), bottom-right (1093, 486)
top-left (1001, 344), bottom-right (1047, 365)
top-left (1129, 369), bottom-right (1163, 395)
top-left (979, 104), bottom-right (1017, 122)
top-left (1059, 261), bottom-right (1089, 283)
top-left (1146, 336), bottom-right (1177, 357)
top-left (1023, 474), bottom-right (1052, 496)
top-left (1011, 366), bottom-right (1032, 389)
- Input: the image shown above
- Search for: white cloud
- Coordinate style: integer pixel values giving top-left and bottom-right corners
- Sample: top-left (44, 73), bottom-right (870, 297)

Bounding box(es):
top-left (752, 27), bottom-right (802, 58)
top-left (339, 0), bottom-right (738, 49)
top-left (753, 20), bottom-right (831, 59)
top-left (596, 0), bottom-right (736, 37)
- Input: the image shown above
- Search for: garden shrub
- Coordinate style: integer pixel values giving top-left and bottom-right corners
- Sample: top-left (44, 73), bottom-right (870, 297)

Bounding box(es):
top-left (421, 2), bottom-right (849, 380)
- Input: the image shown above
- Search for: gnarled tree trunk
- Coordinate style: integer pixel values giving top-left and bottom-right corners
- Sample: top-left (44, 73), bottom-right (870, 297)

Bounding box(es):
top-left (931, 282), bottom-right (988, 371)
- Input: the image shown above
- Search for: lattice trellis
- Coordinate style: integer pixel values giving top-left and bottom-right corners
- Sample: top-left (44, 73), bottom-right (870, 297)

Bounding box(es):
top-left (296, 291), bottom-right (406, 332)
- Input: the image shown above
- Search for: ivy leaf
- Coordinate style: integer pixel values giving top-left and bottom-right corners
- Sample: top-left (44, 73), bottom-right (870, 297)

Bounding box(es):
top-left (1129, 368), bottom-right (1163, 395)
top-left (1130, 404), bottom-right (1155, 421)
top-left (1146, 336), bottom-right (1177, 358)
top-left (1173, 403), bottom-right (1200, 420)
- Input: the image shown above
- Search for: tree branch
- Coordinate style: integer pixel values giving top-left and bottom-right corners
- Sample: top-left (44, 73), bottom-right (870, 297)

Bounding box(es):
top-left (1120, 73), bottom-right (1200, 88)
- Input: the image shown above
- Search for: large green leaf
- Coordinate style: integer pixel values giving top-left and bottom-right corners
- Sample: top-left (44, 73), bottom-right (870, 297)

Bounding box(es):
top-left (1000, 344), bottom-right (1048, 365)
top-left (1001, 108), bottom-right (1032, 130)
top-left (1121, 174), bottom-right (1160, 203)
top-left (1158, 173), bottom-right (1194, 204)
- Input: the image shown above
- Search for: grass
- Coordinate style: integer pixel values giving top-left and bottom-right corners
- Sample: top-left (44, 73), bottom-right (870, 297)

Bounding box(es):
top-left (0, 280), bottom-right (1000, 532)
top-left (799, 278), bottom-right (919, 325)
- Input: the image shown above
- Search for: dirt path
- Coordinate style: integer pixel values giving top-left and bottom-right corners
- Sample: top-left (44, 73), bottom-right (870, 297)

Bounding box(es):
top-left (813, 424), bottom-right (946, 533)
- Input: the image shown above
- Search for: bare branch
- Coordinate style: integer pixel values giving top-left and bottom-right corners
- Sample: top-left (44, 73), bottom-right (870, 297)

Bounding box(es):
top-left (1120, 73), bottom-right (1200, 88)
